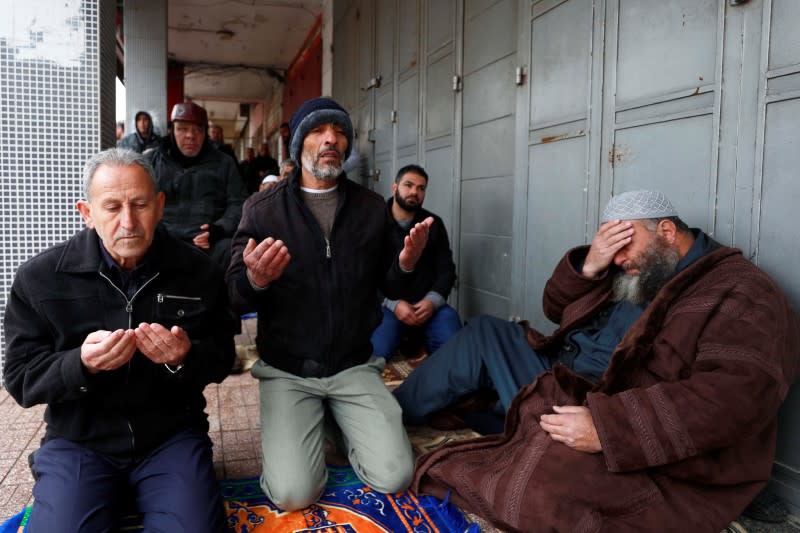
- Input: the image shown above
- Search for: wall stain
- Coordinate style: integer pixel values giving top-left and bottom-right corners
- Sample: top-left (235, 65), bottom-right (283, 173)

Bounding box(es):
top-left (541, 133), bottom-right (568, 143)
top-left (608, 144), bottom-right (632, 167)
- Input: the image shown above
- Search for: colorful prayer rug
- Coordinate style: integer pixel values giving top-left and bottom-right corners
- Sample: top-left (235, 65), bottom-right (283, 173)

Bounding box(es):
top-left (1, 466), bottom-right (478, 533)
top-left (223, 465), bottom-right (478, 532)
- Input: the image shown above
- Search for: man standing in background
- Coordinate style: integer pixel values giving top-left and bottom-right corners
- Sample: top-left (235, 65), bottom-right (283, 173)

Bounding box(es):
top-left (148, 102), bottom-right (247, 268)
top-left (117, 110), bottom-right (160, 154)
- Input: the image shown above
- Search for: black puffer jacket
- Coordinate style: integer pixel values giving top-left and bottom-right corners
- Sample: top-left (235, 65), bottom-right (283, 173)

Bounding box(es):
top-left (3, 227), bottom-right (236, 461)
top-left (149, 140), bottom-right (247, 243)
top-left (227, 172), bottom-right (413, 378)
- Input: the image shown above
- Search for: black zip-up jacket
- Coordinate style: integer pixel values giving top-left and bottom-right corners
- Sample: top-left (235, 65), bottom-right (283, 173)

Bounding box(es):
top-left (227, 172), bottom-right (413, 378)
top-left (148, 140), bottom-right (247, 243)
top-left (2, 227), bottom-right (236, 461)
top-left (384, 198), bottom-right (456, 302)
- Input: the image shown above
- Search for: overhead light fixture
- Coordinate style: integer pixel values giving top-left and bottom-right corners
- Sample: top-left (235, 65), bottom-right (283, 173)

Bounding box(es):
top-left (216, 29), bottom-right (235, 40)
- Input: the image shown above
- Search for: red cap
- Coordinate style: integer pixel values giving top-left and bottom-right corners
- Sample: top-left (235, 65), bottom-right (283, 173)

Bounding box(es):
top-left (170, 102), bottom-right (208, 127)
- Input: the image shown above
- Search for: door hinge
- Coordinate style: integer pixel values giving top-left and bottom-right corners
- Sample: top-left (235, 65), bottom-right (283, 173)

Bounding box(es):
top-left (362, 75), bottom-right (382, 91)
top-left (515, 66), bottom-right (527, 86)
top-left (452, 74), bottom-right (462, 92)
top-left (371, 168), bottom-right (381, 182)
top-left (391, 110), bottom-right (398, 123)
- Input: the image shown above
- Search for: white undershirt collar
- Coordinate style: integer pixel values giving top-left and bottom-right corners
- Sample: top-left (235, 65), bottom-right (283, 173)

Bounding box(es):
top-left (301, 184), bottom-right (339, 194)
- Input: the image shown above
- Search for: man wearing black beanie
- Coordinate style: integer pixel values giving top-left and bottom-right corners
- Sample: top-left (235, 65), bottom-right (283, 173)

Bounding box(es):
top-left (227, 97), bottom-right (434, 511)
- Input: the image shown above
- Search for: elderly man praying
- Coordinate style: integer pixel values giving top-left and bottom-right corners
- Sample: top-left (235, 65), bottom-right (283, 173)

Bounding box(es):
top-left (397, 190), bottom-right (799, 533)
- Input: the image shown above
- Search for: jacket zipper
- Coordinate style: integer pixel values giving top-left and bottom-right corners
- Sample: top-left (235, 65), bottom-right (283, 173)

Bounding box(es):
top-left (291, 182), bottom-right (342, 372)
top-left (98, 271), bottom-right (161, 329)
top-left (98, 270), bottom-right (160, 456)
top-left (325, 196), bottom-right (345, 369)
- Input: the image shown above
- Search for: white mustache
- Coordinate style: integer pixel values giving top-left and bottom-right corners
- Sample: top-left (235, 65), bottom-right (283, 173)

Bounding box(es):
top-left (114, 231), bottom-right (144, 241)
top-left (318, 148), bottom-right (342, 158)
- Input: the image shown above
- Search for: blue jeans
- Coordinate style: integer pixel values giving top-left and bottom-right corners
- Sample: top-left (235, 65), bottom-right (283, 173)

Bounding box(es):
top-left (394, 315), bottom-right (550, 425)
top-left (370, 303), bottom-right (462, 358)
top-left (28, 429), bottom-right (224, 533)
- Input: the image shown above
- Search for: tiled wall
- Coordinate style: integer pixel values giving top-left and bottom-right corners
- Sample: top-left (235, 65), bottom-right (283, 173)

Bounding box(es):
top-left (0, 1), bottom-right (111, 384)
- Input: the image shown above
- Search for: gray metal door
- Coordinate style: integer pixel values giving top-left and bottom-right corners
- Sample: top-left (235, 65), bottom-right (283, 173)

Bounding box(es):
top-left (333, 0), bottom-right (365, 181)
top-left (420, 0), bottom-right (462, 257)
top-left (522, 0), bottom-right (602, 329)
top-left (752, 0), bottom-right (800, 509)
top-left (599, 0), bottom-right (723, 233)
top-left (372, 0), bottom-right (397, 198)
top-left (332, 0), bottom-right (376, 187)
top-left (458, 0), bottom-right (519, 319)
top-left (395, 0), bottom-right (421, 176)
top-left (332, 1), bottom-right (359, 117)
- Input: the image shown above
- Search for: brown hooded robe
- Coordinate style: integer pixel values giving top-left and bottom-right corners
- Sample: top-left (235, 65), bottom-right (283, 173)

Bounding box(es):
top-left (413, 244), bottom-right (799, 533)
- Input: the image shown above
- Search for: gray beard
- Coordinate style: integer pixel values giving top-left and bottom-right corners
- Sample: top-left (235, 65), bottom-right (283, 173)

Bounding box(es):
top-left (611, 274), bottom-right (646, 305)
top-left (611, 237), bottom-right (680, 306)
top-left (302, 150), bottom-right (342, 182)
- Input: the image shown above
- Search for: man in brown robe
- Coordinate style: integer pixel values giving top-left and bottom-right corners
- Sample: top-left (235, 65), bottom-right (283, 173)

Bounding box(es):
top-left (403, 190), bottom-right (799, 532)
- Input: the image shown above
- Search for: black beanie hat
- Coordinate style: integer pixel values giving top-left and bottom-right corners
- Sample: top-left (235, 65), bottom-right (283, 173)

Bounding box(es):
top-left (288, 97), bottom-right (354, 163)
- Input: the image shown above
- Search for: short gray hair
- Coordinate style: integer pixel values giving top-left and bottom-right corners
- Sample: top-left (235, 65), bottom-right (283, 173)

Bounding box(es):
top-left (82, 148), bottom-right (157, 200)
top-left (279, 158), bottom-right (296, 171)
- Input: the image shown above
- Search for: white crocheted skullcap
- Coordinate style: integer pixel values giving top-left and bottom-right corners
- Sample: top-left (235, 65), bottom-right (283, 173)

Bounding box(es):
top-left (601, 190), bottom-right (678, 223)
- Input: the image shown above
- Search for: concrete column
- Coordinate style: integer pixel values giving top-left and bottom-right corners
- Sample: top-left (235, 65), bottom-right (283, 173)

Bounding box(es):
top-left (321, 0), bottom-right (334, 96)
top-left (124, 0), bottom-right (168, 136)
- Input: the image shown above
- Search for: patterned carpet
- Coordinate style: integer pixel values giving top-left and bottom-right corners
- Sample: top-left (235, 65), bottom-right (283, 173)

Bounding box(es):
top-left (2, 465), bottom-right (479, 533)
top-left (222, 466), bottom-right (476, 532)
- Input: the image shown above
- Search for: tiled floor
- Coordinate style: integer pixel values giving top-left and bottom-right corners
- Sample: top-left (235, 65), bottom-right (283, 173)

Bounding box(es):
top-left (0, 388), bottom-right (43, 524)
top-left (208, 319), bottom-right (263, 481)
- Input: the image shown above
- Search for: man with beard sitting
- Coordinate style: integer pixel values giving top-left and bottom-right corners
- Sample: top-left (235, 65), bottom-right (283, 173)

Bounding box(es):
top-left (401, 189), bottom-right (799, 532)
top-left (370, 164), bottom-right (462, 359)
top-left (395, 189), bottom-right (790, 429)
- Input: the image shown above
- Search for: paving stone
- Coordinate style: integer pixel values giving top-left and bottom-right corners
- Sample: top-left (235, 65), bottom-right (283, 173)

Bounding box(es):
top-left (222, 459), bottom-right (261, 479)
